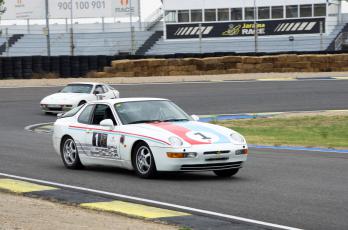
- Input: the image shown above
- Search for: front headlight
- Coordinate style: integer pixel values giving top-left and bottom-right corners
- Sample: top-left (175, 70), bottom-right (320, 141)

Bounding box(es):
top-left (230, 133), bottom-right (246, 144)
top-left (168, 136), bottom-right (183, 147)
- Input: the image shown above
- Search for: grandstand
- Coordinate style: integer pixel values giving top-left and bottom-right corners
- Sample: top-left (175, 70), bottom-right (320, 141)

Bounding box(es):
top-left (5, 31), bottom-right (154, 56)
top-left (1, 0), bottom-right (348, 56)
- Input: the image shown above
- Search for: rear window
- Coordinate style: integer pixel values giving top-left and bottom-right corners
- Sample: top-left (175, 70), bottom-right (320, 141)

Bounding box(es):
top-left (61, 84), bottom-right (93, 94)
top-left (78, 105), bottom-right (95, 124)
top-left (61, 105), bottom-right (84, 118)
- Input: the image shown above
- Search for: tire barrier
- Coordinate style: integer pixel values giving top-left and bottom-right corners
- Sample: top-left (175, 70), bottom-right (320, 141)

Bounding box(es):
top-left (79, 56), bottom-right (89, 76)
top-left (59, 56), bottom-right (71, 78)
top-left (0, 50), bottom-right (348, 80)
top-left (13, 57), bottom-right (23, 79)
top-left (0, 55), bottom-right (113, 79)
top-left (97, 55), bottom-right (107, 72)
top-left (3, 58), bottom-right (14, 79)
top-left (22, 57), bottom-right (33, 79)
top-left (88, 56), bottom-right (98, 72)
top-left (32, 56), bottom-right (43, 74)
top-left (0, 59), bottom-right (3, 79)
top-left (71, 56), bottom-right (80, 78)
top-left (49, 56), bottom-right (60, 75)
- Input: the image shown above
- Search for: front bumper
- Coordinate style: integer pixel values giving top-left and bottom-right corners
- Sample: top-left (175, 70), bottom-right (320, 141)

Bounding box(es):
top-left (41, 104), bottom-right (74, 114)
top-left (151, 143), bottom-right (248, 172)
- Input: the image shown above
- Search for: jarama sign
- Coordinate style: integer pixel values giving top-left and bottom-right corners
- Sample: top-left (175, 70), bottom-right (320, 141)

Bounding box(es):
top-left (166, 18), bottom-right (326, 39)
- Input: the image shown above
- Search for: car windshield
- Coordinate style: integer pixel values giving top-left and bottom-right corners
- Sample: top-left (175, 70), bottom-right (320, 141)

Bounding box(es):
top-left (61, 84), bottom-right (93, 94)
top-left (114, 100), bottom-right (191, 125)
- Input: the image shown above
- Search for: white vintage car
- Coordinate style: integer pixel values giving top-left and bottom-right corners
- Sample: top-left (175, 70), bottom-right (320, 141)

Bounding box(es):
top-left (40, 82), bottom-right (120, 114)
top-left (52, 98), bottom-right (248, 178)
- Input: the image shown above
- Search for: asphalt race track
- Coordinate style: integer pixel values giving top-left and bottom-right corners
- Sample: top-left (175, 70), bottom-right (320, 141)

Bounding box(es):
top-left (0, 80), bottom-right (348, 230)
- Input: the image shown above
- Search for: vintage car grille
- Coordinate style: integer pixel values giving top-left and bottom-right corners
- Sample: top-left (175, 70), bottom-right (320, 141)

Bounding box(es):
top-left (180, 161), bottom-right (243, 171)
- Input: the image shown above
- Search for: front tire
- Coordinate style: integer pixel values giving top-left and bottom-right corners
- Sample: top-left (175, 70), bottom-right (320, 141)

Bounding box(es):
top-left (214, 168), bottom-right (239, 178)
top-left (132, 143), bottom-right (157, 179)
top-left (61, 136), bottom-right (83, 169)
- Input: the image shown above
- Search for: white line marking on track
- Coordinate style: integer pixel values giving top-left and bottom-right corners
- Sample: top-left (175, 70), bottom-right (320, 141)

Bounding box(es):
top-left (0, 77), bottom-right (346, 89)
top-left (0, 172), bottom-right (303, 230)
top-left (24, 122), bottom-right (54, 131)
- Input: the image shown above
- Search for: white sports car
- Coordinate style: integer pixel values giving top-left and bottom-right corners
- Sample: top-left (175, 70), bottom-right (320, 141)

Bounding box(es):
top-left (52, 98), bottom-right (248, 178)
top-left (40, 82), bottom-right (120, 114)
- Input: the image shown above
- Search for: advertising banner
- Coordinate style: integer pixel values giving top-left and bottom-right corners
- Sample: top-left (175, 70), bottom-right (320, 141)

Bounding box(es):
top-left (0, 0), bottom-right (140, 19)
top-left (113, 0), bottom-right (139, 18)
top-left (49, 0), bottom-right (114, 18)
top-left (1, 0), bottom-right (45, 19)
top-left (166, 18), bottom-right (326, 39)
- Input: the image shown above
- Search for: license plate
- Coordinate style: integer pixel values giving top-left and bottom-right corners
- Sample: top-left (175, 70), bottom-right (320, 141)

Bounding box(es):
top-left (48, 105), bottom-right (62, 108)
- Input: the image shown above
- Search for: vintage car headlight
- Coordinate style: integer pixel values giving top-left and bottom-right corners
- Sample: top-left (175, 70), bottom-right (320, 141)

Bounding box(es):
top-left (168, 136), bottom-right (183, 147)
top-left (230, 133), bottom-right (246, 144)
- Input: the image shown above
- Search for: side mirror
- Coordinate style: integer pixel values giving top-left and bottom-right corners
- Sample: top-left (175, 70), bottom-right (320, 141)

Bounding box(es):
top-left (191, 115), bottom-right (199, 121)
top-left (100, 119), bottom-right (114, 130)
top-left (57, 113), bottom-right (64, 119)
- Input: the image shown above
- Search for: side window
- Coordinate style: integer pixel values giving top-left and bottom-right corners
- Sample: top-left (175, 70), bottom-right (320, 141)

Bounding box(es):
top-left (102, 85), bottom-right (109, 93)
top-left (91, 104), bottom-right (117, 125)
top-left (94, 85), bottom-right (104, 94)
top-left (78, 105), bottom-right (94, 124)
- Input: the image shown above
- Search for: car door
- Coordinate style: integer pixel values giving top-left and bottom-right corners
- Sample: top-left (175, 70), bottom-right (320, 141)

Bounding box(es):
top-left (81, 104), bottom-right (121, 163)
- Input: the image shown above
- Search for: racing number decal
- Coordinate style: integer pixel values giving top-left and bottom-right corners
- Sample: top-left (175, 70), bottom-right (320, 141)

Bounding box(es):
top-left (91, 132), bottom-right (120, 159)
top-left (186, 131), bottom-right (219, 143)
top-left (92, 133), bottom-right (108, 148)
top-left (194, 132), bottom-right (212, 140)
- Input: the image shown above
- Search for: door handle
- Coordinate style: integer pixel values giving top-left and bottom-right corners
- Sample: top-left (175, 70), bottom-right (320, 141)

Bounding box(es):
top-left (86, 129), bottom-right (92, 134)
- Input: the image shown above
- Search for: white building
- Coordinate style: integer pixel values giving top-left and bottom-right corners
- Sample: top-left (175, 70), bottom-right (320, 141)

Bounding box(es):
top-left (162, 0), bottom-right (341, 40)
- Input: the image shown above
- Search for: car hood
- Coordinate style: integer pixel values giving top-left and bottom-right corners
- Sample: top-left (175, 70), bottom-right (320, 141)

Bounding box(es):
top-left (126, 121), bottom-right (242, 147)
top-left (41, 93), bottom-right (89, 105)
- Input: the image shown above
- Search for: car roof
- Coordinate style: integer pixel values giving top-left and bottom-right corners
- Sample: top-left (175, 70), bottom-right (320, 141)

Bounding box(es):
top-left (89, 98), bottom-right (168, 104)
top-left (68, 82), bottom-right (105, 86)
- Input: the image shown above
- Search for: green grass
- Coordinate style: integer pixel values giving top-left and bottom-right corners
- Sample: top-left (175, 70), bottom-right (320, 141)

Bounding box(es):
top-left (213, 115), bottom-right (348, 149)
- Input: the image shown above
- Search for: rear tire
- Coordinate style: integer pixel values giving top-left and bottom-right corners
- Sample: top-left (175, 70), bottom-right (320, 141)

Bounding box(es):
top-left (61, 136), bottom-right (83, 169)
top-left (214, 168), bottom-right (239, 178)
top-left (132, 142), bottom-right (157, 179)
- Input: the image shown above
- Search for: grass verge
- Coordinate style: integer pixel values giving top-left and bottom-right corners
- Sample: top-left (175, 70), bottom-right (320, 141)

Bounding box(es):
top-left (213, 115), bottom-right (348, 149)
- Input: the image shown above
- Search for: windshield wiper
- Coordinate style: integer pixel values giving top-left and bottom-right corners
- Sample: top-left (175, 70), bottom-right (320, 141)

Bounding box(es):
top-left (163, 118), bottom-right (189, 122)
top-left (129, 120), bottom-right (163, 124)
